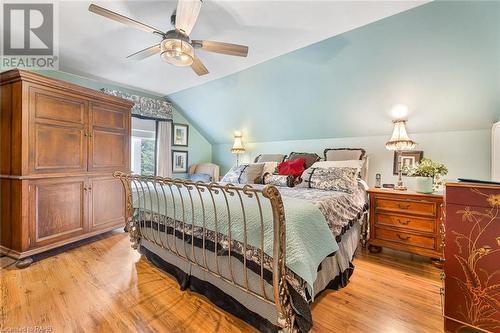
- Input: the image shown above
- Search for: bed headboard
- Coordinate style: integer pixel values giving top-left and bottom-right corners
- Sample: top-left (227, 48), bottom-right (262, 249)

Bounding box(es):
top-left (323, 148), bottom-right (369, 183)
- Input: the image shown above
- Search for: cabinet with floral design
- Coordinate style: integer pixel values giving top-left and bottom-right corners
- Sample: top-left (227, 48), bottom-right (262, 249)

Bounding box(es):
top-left (444, 182), bottom-right (500, 333)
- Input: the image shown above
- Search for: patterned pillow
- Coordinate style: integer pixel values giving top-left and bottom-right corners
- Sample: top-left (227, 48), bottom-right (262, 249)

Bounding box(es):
top-left (221, 163), bottom-right (265, 184)
top-left (288, 152), bottom-right (321, 169)
top-left (296, 167), bottom-right (359, 193)
top-left (263, 173), bottom-right (295, 187)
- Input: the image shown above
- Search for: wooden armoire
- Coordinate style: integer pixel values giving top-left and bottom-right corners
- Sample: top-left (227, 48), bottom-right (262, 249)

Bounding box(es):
top-left (0, 69), bottom-right (133, 267)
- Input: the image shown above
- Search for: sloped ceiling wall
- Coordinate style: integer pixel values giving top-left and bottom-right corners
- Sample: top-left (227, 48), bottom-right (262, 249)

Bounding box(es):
top-left (168, 1), bottom-right (500, 145)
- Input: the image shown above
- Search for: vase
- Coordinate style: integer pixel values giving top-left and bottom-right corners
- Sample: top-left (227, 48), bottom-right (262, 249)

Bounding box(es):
top-left (415, 176), bottom-right (434, 194)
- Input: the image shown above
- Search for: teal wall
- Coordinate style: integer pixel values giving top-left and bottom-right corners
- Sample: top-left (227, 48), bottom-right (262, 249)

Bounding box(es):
top-left (213, 129), bottom-right (492, 188)
top-left (167, 1), bottom-right (499, 184)
top-left (36, 70), bottom-right (212, 177)
top-left (169, 1), bottom-right (499, 145)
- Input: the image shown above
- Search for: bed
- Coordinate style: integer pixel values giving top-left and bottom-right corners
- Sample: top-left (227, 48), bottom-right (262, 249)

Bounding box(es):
top-left (114, 158), bottom-right (368, 332)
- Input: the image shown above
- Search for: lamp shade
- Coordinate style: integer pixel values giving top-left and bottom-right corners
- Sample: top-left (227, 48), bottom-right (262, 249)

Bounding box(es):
top-left (231, 132), bottom-right (245, 154)
top-left (385, 120), bottom-right (416, 151)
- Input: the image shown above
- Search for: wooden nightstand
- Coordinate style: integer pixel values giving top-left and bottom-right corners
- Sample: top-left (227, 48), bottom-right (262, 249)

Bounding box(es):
top-left (367, 188), bottom-right (444, 266)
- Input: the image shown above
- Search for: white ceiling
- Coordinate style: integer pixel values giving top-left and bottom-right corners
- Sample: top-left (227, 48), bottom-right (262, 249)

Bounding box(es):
top-left (59, 1), bottom-right (428, 95)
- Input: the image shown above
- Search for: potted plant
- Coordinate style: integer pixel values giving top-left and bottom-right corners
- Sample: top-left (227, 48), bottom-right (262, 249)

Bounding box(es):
top-left (404, 158), bottom-right (448, 193)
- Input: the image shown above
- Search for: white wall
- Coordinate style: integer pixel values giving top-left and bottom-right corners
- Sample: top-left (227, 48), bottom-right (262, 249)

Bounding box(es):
top-left (212, 129), bottom-right (491, 189)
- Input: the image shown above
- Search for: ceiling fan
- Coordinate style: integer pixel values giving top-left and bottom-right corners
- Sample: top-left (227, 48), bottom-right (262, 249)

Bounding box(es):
top-left (88, 0), bottom-right (249, 76)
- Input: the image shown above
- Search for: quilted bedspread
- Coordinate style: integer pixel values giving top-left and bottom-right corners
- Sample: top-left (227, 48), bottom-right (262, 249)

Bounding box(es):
top-left (132, 181), bottom-right (367, 297)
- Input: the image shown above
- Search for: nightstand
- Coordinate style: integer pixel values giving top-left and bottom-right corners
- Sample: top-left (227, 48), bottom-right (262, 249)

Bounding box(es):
top-left (367, 188), bottom-right (444, 266)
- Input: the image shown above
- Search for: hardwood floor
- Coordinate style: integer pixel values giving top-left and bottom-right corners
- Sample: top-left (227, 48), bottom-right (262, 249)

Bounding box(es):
top-left (1, 230), bottom-right (443, 333)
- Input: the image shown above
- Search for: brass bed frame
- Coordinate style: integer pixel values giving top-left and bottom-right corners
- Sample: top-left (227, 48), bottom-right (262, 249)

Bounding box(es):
top-left (114, 171), bottom-right (299, 332)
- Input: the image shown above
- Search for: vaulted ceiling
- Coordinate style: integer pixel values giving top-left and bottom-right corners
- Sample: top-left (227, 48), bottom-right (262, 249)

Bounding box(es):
top-left (58, 0), bottom-right (427, 95)
top-left (168, 1), bottom-right (500, 144)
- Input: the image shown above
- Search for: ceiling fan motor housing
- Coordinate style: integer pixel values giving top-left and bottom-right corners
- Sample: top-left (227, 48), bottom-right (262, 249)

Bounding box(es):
top-left (161, 30), bottom-right (194, 67)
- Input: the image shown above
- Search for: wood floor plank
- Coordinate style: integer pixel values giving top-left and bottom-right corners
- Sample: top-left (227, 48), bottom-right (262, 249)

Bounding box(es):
top-left (0, 231), bottom-right (443, 332)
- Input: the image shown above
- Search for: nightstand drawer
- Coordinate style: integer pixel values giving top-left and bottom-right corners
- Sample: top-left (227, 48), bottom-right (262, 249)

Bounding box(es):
top-left (375, 214), bottom-right (435, 233)
top-left (375, 227), bottom-right (435, 250)
top-left (375, 198), bottom-right (436, 217)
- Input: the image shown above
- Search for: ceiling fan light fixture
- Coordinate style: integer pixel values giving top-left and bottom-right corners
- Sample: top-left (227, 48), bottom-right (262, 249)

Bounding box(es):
top-left (160, 38), bottom-right (194, 67)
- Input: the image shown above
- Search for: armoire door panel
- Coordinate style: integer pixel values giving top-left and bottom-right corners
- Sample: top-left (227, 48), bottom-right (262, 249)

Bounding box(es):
top-left (31, 87), bottom-right (86, 125)
top-left (29, 178), bottom-right (87, 248)
top-left (29, 85), bottom-right (88, 175)
top-left (89, 130), bottom-right (126, 170)
top-left (89, 177), bottom-right (125, 231)
top-left (33, 123), bottom-right (87, 172)
top-left (91, 104), bottom-right (126, 130)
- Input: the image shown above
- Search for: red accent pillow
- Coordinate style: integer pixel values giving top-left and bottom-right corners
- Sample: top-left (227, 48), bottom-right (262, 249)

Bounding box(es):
top-left (277, 158), bottom-right (306, 178)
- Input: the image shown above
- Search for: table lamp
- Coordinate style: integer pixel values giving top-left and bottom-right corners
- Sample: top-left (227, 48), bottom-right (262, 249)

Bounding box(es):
top-left (385, 120), bottom-right (416, 190)
top-left (231, 131), bottom-right (245, 166)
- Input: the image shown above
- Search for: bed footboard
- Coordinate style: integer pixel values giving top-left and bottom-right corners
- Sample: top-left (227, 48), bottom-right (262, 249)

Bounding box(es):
top-left (114, 172), bottom-right (298, 332)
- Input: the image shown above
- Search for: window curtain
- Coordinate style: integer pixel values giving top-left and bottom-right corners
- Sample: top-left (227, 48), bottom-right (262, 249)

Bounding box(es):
top-left (156, 121), bottom-right (172, 177)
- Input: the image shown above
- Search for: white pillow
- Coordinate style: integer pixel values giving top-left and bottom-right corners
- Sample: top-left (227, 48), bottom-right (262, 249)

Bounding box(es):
top-left (311, 160), bottom-right (364, 172)
top-left (261, 162), bottom-right (278, 176)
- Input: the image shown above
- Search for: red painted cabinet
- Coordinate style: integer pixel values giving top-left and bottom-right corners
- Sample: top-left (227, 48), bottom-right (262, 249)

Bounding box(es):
top-left (444, 182), bottom-right (500, 333)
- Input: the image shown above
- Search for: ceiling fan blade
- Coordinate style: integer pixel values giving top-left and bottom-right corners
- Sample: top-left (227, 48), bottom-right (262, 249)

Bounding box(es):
top-left (175, 0), bottom-right (202, 36)
top-left (127, 44), bottom-right (161, 60)
top-left (192, 40), bottom-right (248, 57)
top-left (89, 4), bottom-right (164, 35)
top-left (191, 56), bottom-right (209, 76)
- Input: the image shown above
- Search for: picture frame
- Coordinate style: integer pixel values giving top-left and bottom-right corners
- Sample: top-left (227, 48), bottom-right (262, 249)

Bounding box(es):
top-left (172, 123), bottom-right (189, 147)
top-left (393, 151), bottom-right (423, 175)
top-left (172, 150), bottom-right (188, 173)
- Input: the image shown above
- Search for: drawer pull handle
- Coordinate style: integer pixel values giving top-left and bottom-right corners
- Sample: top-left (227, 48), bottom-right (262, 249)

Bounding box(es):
top-left (397, 234), bottom-right (411, 241)
top-left (397, 203), bottom-right (411, 209)
top-left (398, 219), bottom-right (411, 225)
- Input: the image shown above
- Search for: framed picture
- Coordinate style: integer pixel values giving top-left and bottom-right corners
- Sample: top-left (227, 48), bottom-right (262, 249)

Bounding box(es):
top-left (172, 123), bottom-right (189, 147)
top-left (172, 150), bottom-right (188, 173)
top-left (393, 151), bottom-right (423, 175)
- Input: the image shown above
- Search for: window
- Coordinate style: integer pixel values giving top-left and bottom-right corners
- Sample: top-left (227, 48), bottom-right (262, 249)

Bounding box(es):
top-left (131, 117), bottom-right (157, 175)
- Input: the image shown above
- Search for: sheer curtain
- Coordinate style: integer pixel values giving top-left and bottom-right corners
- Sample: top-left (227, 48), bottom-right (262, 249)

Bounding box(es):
top-left (156, 121), bottom-right (172, 177)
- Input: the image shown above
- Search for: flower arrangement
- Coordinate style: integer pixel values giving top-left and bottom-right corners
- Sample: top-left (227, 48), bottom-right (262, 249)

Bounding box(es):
top-left (404, 158), bottom-right (448, 192)
top-left (404, 158), bottom-right (448, 177)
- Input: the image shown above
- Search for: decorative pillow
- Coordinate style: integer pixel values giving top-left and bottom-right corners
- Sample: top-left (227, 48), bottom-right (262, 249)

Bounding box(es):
top-left (277, 158), bottom-right (306, 178)
top-left (287, 152), bottom-right (321, 169)
top-left (311, 160), bottom-right (364, 173)
top-left (189, 173), bottom-right (212, 183)
top-left (221, 163), bottom-right (265, 184)
top-left (263, 173), bottom-right (295, 187)
top-left (324, 148), bottom-right (366, 161)
top-left (254, 154), bottom-right (287, 163)
top-left (262, 161), bottom-right (278, 176)
top-left (296, 167), bottom-right (359, 193)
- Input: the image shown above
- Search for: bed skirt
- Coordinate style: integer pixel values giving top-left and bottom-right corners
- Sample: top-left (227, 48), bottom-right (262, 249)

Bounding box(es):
top-left (141, 245), bottom-right (355, 333)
